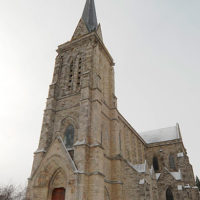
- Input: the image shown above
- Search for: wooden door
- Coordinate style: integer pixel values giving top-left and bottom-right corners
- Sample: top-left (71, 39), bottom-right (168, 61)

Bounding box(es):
top-left (52, 188), bottom-right (65, 200)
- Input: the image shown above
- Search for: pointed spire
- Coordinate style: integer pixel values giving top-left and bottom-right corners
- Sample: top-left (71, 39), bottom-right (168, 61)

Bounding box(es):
top-left (82, 0), bottom-right (98, 32)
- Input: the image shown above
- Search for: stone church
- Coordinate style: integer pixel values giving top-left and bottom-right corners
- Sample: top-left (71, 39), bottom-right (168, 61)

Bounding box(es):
top-left (26, 0), bottom-right (200, 199)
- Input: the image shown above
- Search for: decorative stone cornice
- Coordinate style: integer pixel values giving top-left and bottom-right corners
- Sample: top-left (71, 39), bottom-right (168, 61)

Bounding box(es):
top-left (57, 32), bottom-right (114, 66)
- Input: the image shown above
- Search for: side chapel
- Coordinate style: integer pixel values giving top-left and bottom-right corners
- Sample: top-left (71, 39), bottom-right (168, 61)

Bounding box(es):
top-left (26, 0), bottom-right (200, 199)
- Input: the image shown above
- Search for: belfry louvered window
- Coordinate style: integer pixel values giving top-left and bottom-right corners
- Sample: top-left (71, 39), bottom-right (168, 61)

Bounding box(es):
top-left (169, 154), bottom-right (176, 170)
top-left (68, 61), bottom-right (74, 90)
top-left (77, 58), bottom-right (82, 88)
top-left (153, 156), bottom-right (159, 172)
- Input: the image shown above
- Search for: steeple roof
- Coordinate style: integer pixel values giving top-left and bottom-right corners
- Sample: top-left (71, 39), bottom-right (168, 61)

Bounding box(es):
top-left (82, 0), bottom-right (98, 32)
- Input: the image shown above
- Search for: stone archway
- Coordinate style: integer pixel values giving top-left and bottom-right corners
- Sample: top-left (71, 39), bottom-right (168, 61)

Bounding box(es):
top-left (48, 168), bottom-right (67, 200)
top-left (33, 159), bottom-right (68, 200)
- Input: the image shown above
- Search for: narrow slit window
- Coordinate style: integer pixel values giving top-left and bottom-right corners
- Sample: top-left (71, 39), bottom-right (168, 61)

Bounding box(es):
top-left (68, 61), bottom-right (74, 90)
top-left (153, 156), bottom-right (159, 172)
top-left (77, 58), bottom-right (82, 88)
top-left (169, 154), bottom-right (176, 170)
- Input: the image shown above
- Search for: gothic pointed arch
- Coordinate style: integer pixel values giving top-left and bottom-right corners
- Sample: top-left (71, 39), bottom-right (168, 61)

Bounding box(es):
top-left (48, 168), bottom-right (67, 199)
top-left (61, 116), bottom-right (79, 129)
top-left (34, 159), bottom-right (67, 188)
top-left (166, 187), bottom-right (174, 200)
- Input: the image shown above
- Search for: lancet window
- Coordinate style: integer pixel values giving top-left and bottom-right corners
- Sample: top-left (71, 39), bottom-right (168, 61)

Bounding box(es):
top-left (64, 125), bottom-right (74, 148)
top-left (153, 156), bottom-right (159, 172)
top-left (64, 124), bottom-right (74, 159)
top-left (169, 154), bottom-right (176, 170)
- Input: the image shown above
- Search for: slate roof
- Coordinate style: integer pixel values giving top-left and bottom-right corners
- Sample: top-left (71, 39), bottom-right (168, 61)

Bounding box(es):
top-left (82, 0), bottom-right (98, 32)
top-left (139, 126), bottom-right (180, 144)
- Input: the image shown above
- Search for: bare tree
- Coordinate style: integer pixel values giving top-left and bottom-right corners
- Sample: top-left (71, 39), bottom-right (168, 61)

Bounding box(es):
top-left (0, 185), bottom-right (26, 200)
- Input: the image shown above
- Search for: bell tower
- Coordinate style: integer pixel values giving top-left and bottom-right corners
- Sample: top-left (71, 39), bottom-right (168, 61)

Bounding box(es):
top-left (26, 1), bottom-right (119, 199)
top-left (26, 1), bottom-right (200, 200)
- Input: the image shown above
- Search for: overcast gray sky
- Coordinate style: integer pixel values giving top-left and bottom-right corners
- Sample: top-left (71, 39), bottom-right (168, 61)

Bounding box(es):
top-left (0, 0), bottom-right (199, 186)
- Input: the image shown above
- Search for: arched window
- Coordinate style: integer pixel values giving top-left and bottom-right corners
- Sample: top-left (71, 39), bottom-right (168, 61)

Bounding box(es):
top-left (64, 125), bottom-right (74, 149)
top-left (166, 188), bottom-right (174, 200)
top-left (153, 156), bottom-right (159, 172)
top-left (169, 154), bottom-right (176, 170)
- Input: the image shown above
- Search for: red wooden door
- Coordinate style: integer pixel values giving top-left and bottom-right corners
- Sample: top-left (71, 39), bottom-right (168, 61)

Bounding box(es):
top-left (52, 188), bottom-right (65, 200)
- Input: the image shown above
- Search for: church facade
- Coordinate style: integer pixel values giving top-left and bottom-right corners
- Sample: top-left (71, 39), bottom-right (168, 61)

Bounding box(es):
top-left (26, 0), bottom-right (199, 199)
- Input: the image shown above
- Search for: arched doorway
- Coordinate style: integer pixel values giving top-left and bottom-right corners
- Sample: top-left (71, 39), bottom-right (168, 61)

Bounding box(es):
top-left (52, 188), bottom-right (65, 200)
top-left (166, 188), bottom-right (174, 200)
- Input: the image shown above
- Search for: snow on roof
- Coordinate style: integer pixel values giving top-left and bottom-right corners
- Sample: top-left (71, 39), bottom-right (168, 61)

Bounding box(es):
top-left (74, 139), bottom-right (86, 146)
top-left (139, 179), bottom-right (145, 185)
top-left (149, 166), bottom-right (154, 176)
top-left (177, 152), bottom-right (184, 158)
top-left (170, 170), bottom-right (182, 180)
top-left (139, 126), bottom-right (180, 144)
top-left (177, 185), bottom-right (183, 191)
top-left (156, 173), bottom-right (161, 180)
top-left (128, 161), bottom-right (147, 173)
top-left (184, 184), bottom-right (191, 189)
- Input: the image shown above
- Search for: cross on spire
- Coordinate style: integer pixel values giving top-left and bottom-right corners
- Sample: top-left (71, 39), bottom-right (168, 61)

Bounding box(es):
top-left (82, 0), bottom-right (98, 32)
